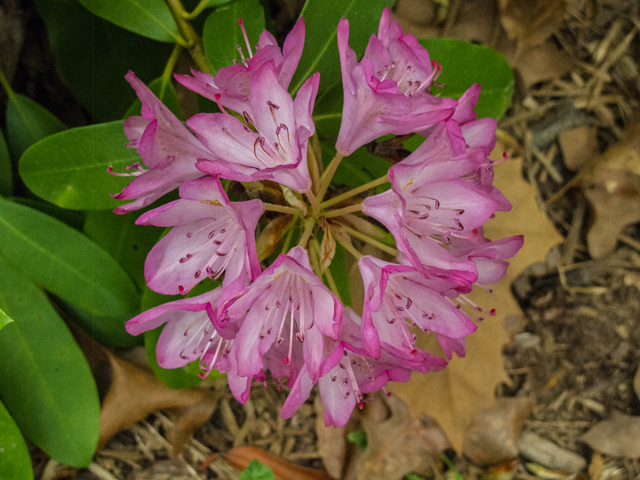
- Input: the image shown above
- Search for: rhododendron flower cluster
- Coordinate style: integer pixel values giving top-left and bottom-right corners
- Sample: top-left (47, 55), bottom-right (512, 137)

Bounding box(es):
top-left (114, 8), bottom-right (522, 427)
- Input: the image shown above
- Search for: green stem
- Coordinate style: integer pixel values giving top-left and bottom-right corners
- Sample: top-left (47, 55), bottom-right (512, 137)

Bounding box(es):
top-left (297, 217), bottom-right (315, 248)
top-left (339, 223), bottom-right (399, 257)
top-left (305, 189), bottom-right (320, 215)
top-left (317, 153), bottom-right (344, 203)
top-left (182, 0), bottom-right (210, 19)
top-left (160, 43), bottom-right (183, 98)
top-left (323, 202), bottom-right (362, 219)
top-left (331, 226), bottom-right (362, 260)
top-left (165, 0), bottom-right (213, 73)
top-left (280, 215), bottom-right (299, 254)
top-left (263, 203), bottom-right (300, 215)
top-left (0, 66), bottom-right (15, 98)
top-left (308, 238), bottom-right (322, 278)
top-left (311, 238), bottom-right (342, 301)
top-left (320, 174), bottom-right (389, 209)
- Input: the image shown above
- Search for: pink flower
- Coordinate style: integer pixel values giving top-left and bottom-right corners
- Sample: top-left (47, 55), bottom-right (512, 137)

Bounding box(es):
top-left (223, 246), bottom-right (342, 382)
top-left (175, 18), bottom-right (305, 116)
top-left (363, 155), bottom-right (499, 284)
top-left (335, 8), bottom-right (456, 155)
top-left (136, 176), bottom-right (264, 297)
top-left (281, 308), bottom-right (447, 427)
top-left (188, 63), bottom-right (319, 192)
top-left (358, 256), bottom-right (477, 359)
top-left (109, 72), bottom-right (211, 214)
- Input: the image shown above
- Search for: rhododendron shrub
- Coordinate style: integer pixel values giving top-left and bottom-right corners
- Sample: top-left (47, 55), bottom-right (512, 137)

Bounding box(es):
top-left (117, 8), bottom-right (522, 427)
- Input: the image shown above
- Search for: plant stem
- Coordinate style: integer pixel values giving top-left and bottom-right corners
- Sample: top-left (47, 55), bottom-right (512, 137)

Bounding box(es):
top-left (320, 174), bottom-right (389, 209)
top-left (317, 153), bottom-right (344, 203)
top-left (331, 226), bottom-right (362, 260)
top-left (297, 217), bottom-right (315, 248)
top-left (263, 203), bottom-right (300, 215)
top-left (165, 0), bottom-right (213, 73)
top-left (0, 66), bottom-right (14, 98)
top-left (160, 43), bottom-right (183, 98)
top-left (305, 189), bottom-right (320, 215)
top-left (308, 238), bottom-right (322, 278)
top-left (280, 216), bottom-right (299, 254)
top-left (182, 0), bottom-right (210, 19)
top-left (323, 202), bottom-right (363, 218)
top-left (339, 223), bottom-right (399, 257)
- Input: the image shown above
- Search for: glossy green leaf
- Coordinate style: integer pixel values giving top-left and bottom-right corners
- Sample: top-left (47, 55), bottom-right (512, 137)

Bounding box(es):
top-left (320, 140), bottom-right (390, 191)
top-left (84, 210), bottom-right (162, 291)
top-left (34, 0), bottom-right (166, 121)
top-left (0, 399), bottom-right (33, 480)
top-left (0, 257), bottom-right (100, 467)
top-left (124, 77), bottom-right (181, 119)
top-left (0, 308), bottom-right (12, 331)
top-left (202, 0), bottom-right (265, 72)
top-left (11, 197), bottom-right (86, 232)
top-left (0, 129), bottom-right (12, 196)
top-left (6, 93), bottom-right (66, 161)
top-left (53, 295), bottom-right (142, 349)
top-left (0, 199), bottom-right (139, 317)
top-left (239, 460), bottom-right (275, 480)
top-left (77, 0), bottom-right (181, 43)
top-left (290, 0), bottom-right (394, 97)
top-left (19, 121), bottom-right (136, 210)
top-left (419, 38), bottom-right (514, 120)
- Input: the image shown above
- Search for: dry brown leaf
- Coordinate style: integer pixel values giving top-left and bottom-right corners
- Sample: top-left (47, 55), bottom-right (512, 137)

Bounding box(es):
top-left (356, 395), bottom-right (449, 480)
top-left (498, 0), bottom-right (567, 48)
top-left (390, 146), bottom-right (563, 451)
top-left (634, 365), bottom-right (640, 401)
top-left (462, 396), bottom-right (535, 465)
top-left (224, 446), bottom-right (336, 480)
top-left (518, 432), bottom-right (587, 473)
top-left (559, 127), bottom-right (600, 172)
top-left (257, 215), bottom-right (292, 261)
top-left (314, 396), bottom-right (352, 480)
top-left (580, 411), bottom-right (640, 458)
top-left (319, 219), bottom-right (337, 272)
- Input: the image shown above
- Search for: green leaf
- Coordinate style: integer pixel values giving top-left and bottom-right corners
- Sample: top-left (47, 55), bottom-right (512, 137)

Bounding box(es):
top-left (0, 308), bottom-right (13, 331)
top-left (0, 129), bottom-right (12, 196)
top-left (419, 38), bottom-right (514, 120)
top-left (347, 430), bottom-right (368, 449)
top-left (34, 0), bottom-right (166, 121)
top-left (239, 459), bottom-right (275, 480)
top-left (0, 199), bottom-right (139, 317)
top-left (53, 295), bottom-right (142, 349)
top-left (11, 197), bottom-right (86, 232)
top-left (19, 121), bottom-right (136, 211)
top-left (77, 0), bottom-right (181, 43)
top-left (6, 93), bottom-right (66, 161)
top-left (327, 243), bottom-right (351, 307)
top-left (124, 77), bottom-right (181, 119)
top-left (0, 399), bottom-right (33, 480)
top-left (202, 0), bottom-right (265, 72)
top-left (320, 140), bottom-right (390, 191)
top-left (84, 210), bottom-right (162, 291)
top-left (0, 257), bottom-right (100, 467)
top-left (290, 0), bottom-right (394, 97)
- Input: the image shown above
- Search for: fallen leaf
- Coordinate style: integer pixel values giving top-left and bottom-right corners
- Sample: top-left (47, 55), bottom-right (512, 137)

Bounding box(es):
top-left (558, 127), bottom-right (600, 172)
top-left (129, 459), bottom-right (197, 480)
top-left (69, 321), bottom-right (220, 452)
top-left (462, 396), bottom-right (535, 465)
top-left (314, 396), bottom-right (349, 480)
top-left (224, 446), bottom-right (336, 480)
top-left (498, 0), bottom-right (567, 48)
top-left (580, 410), bottom-right (640, 458)
top-left (634, 365), bottom-right (640, 401)
top-left (391, 147), bottom-right (563, 451)
top-left (356, 395), bottom-right (450, 480)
